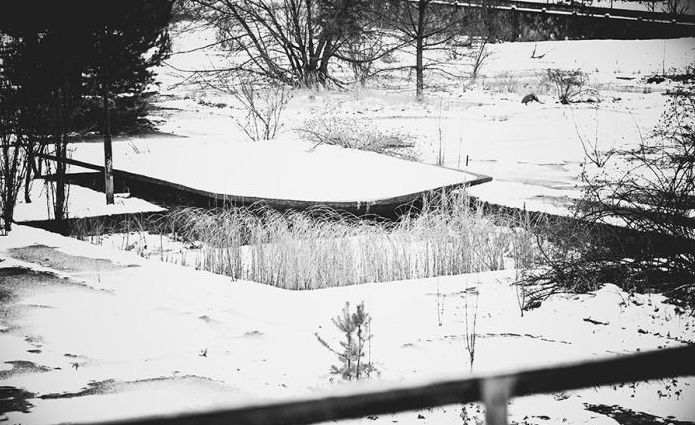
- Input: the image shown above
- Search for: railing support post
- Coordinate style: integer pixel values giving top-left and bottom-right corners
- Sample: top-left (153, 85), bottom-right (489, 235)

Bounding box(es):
top-left (481, 376), bottom-right (515, 425)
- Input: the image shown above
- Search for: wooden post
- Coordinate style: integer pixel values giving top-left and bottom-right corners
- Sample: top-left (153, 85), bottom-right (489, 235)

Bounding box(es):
top-left (482, 376), bottom-right (514, 425)
top-left (81, 346), bottom-right (695, 425)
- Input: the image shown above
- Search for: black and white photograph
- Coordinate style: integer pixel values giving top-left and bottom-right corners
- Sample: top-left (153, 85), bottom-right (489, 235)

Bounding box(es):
top-left (1, 0), bottom-right (693, 424)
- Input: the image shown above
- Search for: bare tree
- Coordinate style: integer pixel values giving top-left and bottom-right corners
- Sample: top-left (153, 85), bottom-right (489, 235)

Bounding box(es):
top-left (383, 0), bottom-right (466, 99)
top-left (640, 0), bottom-right (690, 14)
top-left (0, 33), bottom-right (55, 230)
top-left (662, 0), bottom-right (689, 14)
top-left (340, 31), bottom-right (385, 85)
top-left (640, 0), bottom-right (658, 12)
top-left (0, 114), bottom-right (29, 232)
top-left (187, 0), bottom-right (379, 87)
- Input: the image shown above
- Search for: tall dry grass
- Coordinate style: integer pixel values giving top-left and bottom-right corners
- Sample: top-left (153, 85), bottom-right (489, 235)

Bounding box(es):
top-left (71, 192), bottom-right (539, 289)
top-left (140, 192), bottom-right (537, 289)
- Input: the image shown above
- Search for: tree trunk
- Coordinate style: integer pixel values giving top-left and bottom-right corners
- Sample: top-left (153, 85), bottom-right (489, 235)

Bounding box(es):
top-left (23, 34), bottom-right (40, 205)
top-left (54, 134), bottom-right (66, 223)
top-left (1, 143), bottom-right (16, 232)
top-left (102, 33), bottom-right (114, 205)
top-left (24, 149), bottom-right (32, 203)
top-left (415, 0), bottom-right (427, 100)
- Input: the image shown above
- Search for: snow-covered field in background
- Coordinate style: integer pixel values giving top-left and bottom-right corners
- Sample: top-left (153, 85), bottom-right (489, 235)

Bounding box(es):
top-left (149, 29), bottom-right (694, 213)
top-left (1, 226), bottom-right (693, 425)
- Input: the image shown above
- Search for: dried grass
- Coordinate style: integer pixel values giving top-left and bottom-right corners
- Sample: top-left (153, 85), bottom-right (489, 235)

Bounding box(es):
top-left (73, 192), bottom-right (540, 290)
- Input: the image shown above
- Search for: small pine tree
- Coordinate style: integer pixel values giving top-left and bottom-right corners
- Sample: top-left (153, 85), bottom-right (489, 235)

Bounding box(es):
top-left (316, 301), bottom-right (376, 380)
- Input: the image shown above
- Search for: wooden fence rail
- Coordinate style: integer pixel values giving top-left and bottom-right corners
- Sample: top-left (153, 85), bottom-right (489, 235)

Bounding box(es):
top-left (88, 345), bottom-right (695, 425)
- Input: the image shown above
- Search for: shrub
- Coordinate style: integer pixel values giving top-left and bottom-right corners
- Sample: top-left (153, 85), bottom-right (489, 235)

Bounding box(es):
top-left (469, 38), bottom-right (493, 82)
top-left (316, 301), bottom-right (376, 381)
top-left (298, 114), bottom-right (417, 160)
top-left (519, 87), bottom-right (695, 308)
top-left (234, 81), bottom-right (292, 142)
top-left (545, 69), bottom-right (593, 104)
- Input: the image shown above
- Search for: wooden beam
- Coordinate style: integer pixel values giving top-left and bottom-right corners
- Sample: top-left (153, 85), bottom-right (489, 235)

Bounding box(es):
top-left (84, 345), bottom-right (695, 425)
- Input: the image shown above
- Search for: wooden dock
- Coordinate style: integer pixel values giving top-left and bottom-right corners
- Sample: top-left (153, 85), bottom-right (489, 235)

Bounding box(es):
top-left (38, 153), bottom-right (492, 218)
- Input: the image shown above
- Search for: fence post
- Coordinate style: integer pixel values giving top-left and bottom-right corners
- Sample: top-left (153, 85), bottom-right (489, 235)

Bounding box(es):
top-left (481, 376), bottom-right (515, 425)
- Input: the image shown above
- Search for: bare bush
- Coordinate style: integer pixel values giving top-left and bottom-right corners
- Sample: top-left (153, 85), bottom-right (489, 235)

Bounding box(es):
top-left (511, 209), bottom-right (536, 316)
top-left (469, 38), bottom-right (493, 82)
top-left (520, 88), bottom-right (695, 308)
top-left (579, 91), bottom-right (694, 240)
top-left (298, 114), bottom-right (417, 160)
top-left (545, 69), bottom-right (594, 104)
top-left (234, 81), bottom-right (292, 142)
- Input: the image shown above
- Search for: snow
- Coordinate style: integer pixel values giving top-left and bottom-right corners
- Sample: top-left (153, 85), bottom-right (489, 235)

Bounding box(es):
top-left (12, 178), bottom-right (164, 223)
top-left (151, 30), bottom-right (694, 214)
top-left (1, 226), bottom-right (694, 424)
top-left (67, 137), bottom-right (484, 203)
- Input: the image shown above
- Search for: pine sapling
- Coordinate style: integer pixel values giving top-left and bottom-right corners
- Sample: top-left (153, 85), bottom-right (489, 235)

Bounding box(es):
top-left (316, 301), bottom-right (377, 380)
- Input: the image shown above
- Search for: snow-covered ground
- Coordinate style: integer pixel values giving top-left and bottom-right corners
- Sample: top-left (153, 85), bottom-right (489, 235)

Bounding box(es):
top-left (145, 32), bottom-right (694, 214)
top-left (67, 137), bottom-right (483, 203)
top-left (1, 226), bottom-right (693, 424)
top-left (13, 178), bottom-right (164, 222)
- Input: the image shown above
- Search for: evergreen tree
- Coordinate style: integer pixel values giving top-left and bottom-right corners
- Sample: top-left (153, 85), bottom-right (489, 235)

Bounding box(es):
top-left (80, 2), bottom-right (173, 204)
top-left (0, 1), bottom-right (172, 220)
top-left (316, 301), bottom-right (376, 380)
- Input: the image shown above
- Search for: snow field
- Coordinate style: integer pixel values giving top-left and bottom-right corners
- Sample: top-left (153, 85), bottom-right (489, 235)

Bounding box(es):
top-left (1, 225), bottom-right (693, 424)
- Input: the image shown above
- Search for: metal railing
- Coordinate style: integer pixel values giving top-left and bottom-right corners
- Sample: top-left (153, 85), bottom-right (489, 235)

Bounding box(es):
top-left (88, 344), bottom-right (695, 425)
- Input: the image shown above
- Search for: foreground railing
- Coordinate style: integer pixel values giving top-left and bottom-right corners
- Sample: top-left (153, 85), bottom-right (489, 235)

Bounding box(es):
top-left (90, 345), bottom-right (694, 425)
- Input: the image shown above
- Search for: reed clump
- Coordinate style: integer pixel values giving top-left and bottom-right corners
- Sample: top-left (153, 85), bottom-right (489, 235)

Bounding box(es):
top-left (145, 192), bottom-right (540, 289)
